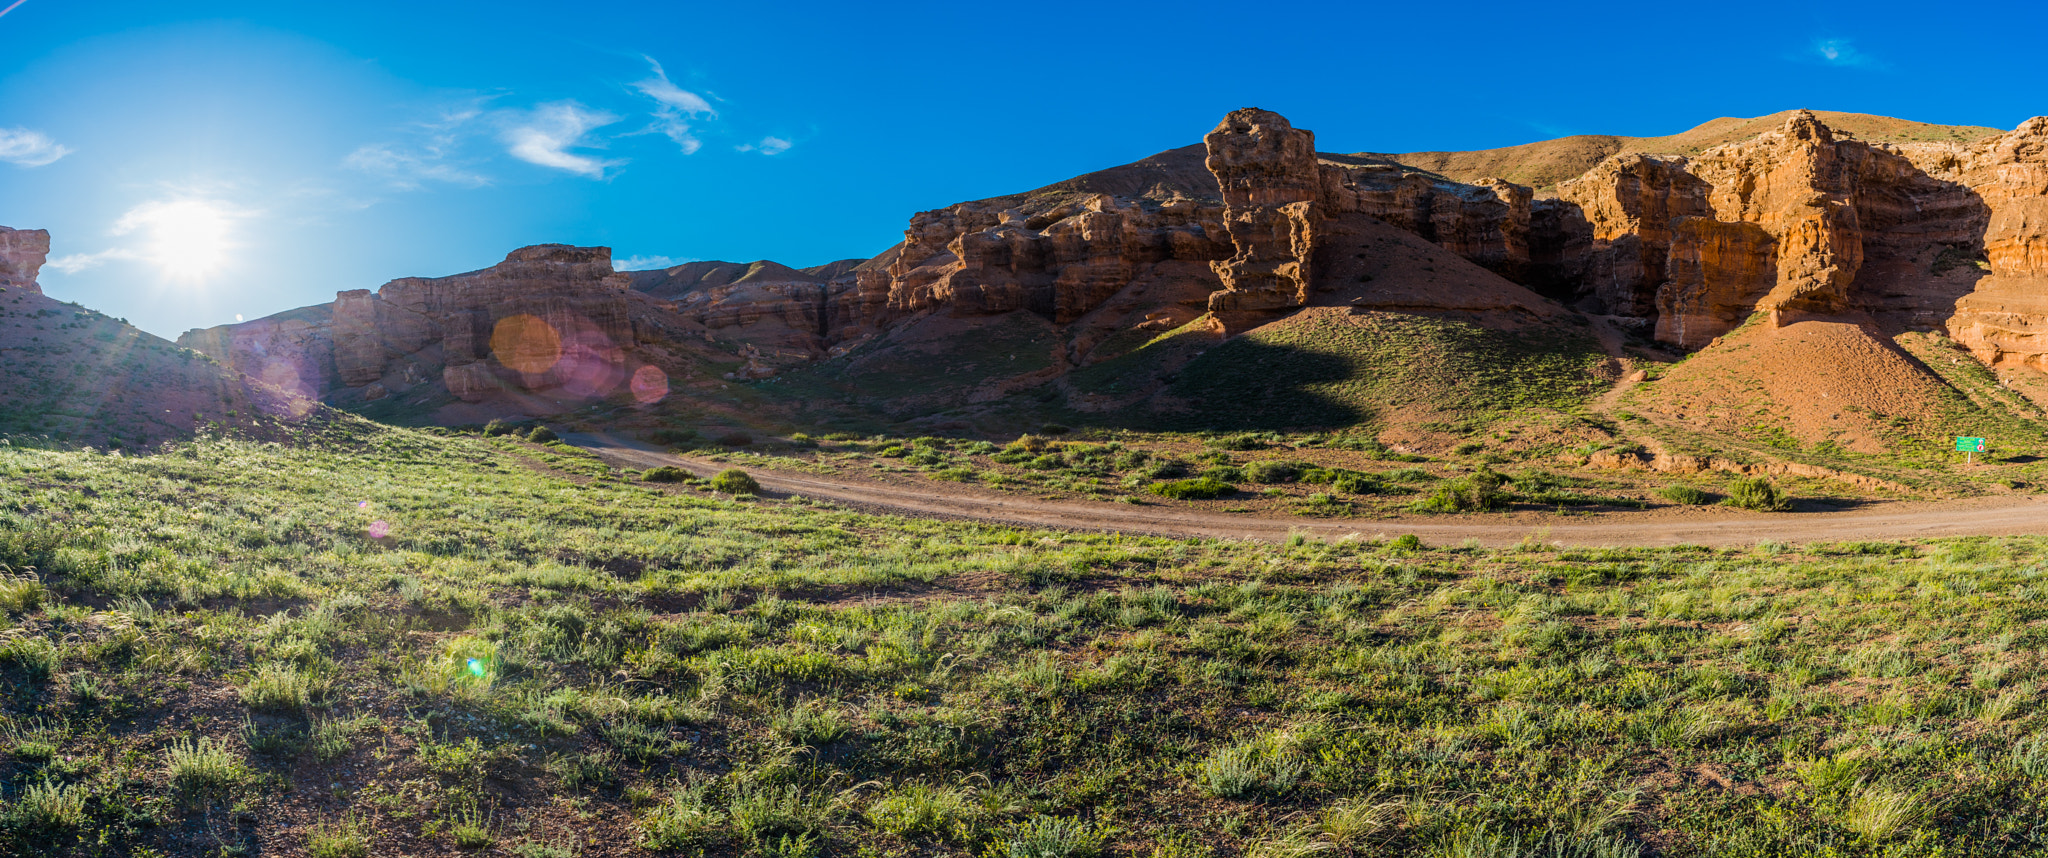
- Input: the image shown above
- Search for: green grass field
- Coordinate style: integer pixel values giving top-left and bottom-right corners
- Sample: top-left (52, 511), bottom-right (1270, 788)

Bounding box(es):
top-left (5, 425), bottom-right (2048, 856)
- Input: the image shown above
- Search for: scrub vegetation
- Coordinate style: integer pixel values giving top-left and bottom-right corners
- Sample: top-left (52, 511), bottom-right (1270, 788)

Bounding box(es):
top-left (3, 424), bottom-right (2048, 855)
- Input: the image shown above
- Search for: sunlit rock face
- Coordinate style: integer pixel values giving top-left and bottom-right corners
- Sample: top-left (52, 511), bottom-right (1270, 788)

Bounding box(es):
top-left (0, 226), bottom-right (49, 295)
top-left (1205, 108), bottom-right (1321, 313)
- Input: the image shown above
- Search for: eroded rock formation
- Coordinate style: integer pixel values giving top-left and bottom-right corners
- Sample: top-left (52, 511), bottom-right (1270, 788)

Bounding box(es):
top-left (0, 226), bottom-right (49, 294)
top-left (184, 245), bottom-right (671, 406)
top-left (1205, 109), bottom-right (1321, 313)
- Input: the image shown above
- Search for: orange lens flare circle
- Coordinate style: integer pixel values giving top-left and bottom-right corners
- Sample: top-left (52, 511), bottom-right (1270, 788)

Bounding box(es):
top-left (490, 314), bottom-right (563, 374)
top-left (630, 365), bottom-right (669, 404)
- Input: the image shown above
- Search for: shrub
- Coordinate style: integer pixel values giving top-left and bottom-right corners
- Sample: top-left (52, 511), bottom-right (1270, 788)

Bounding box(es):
top-left (717, 431), bottom-right (754, 447)
top-left (1202, 465), bottom-right (1245, 483)
top-left (709, 469), bottom-right (761, 495)
top-left (481, 419), bottom-right (513, 437)
top-left (641, 466), bottom-right (690, 483)
top-left (526, 425), bottom-right (559, 443)
top-left (1409, 467), bottom-right (1510, 513)
top-left (0, 573), bottom-right (46, 614)
top-left (1657, 485), bottom-right (1715, 505)
top-left (308, 816), bottom-right (371, 858)
top-left (1150, 478), bottom-right (1234, 500)
top-left (241, 662), bottom-right (321, 713)
top-left (1, 636), bottom-right (58, 683)
top-left (866, 782), bottom-right (971, 839)
top-left (988, 816), bottom-right (1105, 858)
top-left (1009, 434), bottom-right (1051, 453)
top-left (1244, 460), bottom-right (1301, 484)
top-left (1207, 433), bottom-right (1269, 451)
top-left (8, 779), bottom-right (85, 831)
top-left (166, 735), bottom-right (241, 796)
top-left (1726, 477), bottom-right (1791, 511)
top-left (1040, 424), bottom-right (1071, 436)
top-left (1025, 454), bottom-right (1065, 471)
top-left (788, 433), bottom-right (816, 447)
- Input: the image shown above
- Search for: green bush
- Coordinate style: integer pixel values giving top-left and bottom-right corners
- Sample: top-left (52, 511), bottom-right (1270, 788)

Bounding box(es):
top-left (641, 466), bottom-right (690, 483)
top-left (1657, 485), bottom-right (1716, 505)
top-left (1150, 478), bottom-right (1234, 500)
top-left (1726, 477), bottom-right (1791, 511)
top-left (1408, 468), bottom-right (1510, 513)
top-left (988, 816), bottom-right (1105, 858)
top-left (1244, 460), bottom-right (1302, 484)
top-left (481, 419), bottom-right (514, 437)
top-left (1202, 465), bottom-right (1245, 483)
top-left (526, 425), bottom-right (558, 444)
top-left (709, 469), bottom-right (761, 495)
top-left (788, 433), bottom-right (816, 447)
top-left (1207, 433), bottom-right (1271, 451)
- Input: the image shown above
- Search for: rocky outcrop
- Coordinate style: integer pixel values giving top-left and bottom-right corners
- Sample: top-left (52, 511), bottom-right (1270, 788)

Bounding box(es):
top-left (1940, 117), bottom-right (2048, 374)
top-left (1320, 168), bottom-right (1534, 281)
top-left (1553, 155), bottom-right (1710, 316)
top-left (1655, 218), bottom-right (1777, 347)
top-left (1205, 109), bottom-right (1321, 313)
top-left (0, 226), bottom-right (49, 295)
top-left (184, 245), bottom-right (669, 407)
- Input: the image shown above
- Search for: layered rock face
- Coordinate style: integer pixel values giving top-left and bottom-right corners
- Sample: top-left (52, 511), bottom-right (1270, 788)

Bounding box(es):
top-left (184, 245), bottom-right (661, 405)
top-left (1205, 108), bottom-right (1322, 313)
top-left (867, 190), bottom-right (1228, 327)
top-left (1939, 117), bottom-right (2048, 373)
top-left (1540, 110), bottom-right (2001, 349)
top-left (0, 226), bottom-right (49, 294)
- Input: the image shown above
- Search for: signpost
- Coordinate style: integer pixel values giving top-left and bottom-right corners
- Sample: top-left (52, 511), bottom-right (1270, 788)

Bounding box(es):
top-left (1957, 436), bottom-right (1987, 463)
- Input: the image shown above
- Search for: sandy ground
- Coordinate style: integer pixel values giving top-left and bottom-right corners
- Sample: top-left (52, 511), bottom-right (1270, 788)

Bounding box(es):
top-left (563, 433), bottom-right (2048, 548)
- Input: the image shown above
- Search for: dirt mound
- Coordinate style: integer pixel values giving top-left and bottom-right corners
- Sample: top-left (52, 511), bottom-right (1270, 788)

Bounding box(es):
top-left (1362, 110), bottom-right (2004, 190)
top-left (0, 285), bottom-right (310, 448)
top-left (1631, 317), bottom-right (1998, 454)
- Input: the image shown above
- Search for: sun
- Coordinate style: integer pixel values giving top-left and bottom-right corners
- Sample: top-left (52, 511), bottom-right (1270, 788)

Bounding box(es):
top-left (116, 198), bottom-right (239, 281)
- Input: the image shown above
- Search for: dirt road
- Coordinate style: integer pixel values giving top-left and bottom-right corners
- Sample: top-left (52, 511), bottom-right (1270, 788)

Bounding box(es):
top-left (563, 433), bottom-right (2048, 548)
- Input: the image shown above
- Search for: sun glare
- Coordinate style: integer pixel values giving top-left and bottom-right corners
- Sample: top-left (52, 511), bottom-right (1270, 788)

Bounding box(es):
top-left (115, 198), bottom-right (239, 281)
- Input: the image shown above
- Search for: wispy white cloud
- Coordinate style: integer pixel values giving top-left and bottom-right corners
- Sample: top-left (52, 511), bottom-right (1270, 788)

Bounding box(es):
top-left (0, 128), bottom-right (71, 167)
top-left (1811, 38), bottom-right (1880, 68)
top-left (46, 248), bottom-right (134, 275)
top-left (503, 101), bottom-right (624, 178)
top-left (614, 254), bottom-right (691, 271)
top-left (345, 143), bottom-right (490, 189)
top-left (736, 135), bottom-right (793, 156)
top-left (345, 105), bottom-right (492, 189)
top-left (633, 56), bottom-right (718, 154)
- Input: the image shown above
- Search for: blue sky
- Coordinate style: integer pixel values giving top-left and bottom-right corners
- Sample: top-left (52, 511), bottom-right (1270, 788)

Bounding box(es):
top-left (2, 0), bottom-right (2045, 339)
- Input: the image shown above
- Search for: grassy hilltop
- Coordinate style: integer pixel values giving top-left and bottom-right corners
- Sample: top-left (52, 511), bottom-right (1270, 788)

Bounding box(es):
top-left (1, 428), bottom-right (2047, 856)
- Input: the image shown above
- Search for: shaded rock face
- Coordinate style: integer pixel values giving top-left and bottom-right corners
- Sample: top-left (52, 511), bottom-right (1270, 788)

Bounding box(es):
top-left (0, 226), bottom-right (49, 295)
top-left (1205, 108), bottom-right (1321, 313)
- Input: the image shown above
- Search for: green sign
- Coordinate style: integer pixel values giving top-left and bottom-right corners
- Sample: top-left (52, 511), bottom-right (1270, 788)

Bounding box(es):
top-left (1957, 437), bottom-right (1987, 453)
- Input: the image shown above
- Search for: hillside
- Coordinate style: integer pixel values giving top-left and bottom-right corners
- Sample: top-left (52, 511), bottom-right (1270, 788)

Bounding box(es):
top-left (0, 283), bottom-right (306, 449)
top-left (1360, 109), bottom-right (2006, 190)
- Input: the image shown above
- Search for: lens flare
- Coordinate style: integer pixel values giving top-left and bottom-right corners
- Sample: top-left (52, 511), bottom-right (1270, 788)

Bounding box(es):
top-left (630, 365), bottom-right (669, 404)
top-left (114, 198), bottom-right (243, 282)
top-left (490, 314), bottom-right (562, 374)
top-left (466, 658), bottom-right (487, 678)
top-left (368, 520), bottom-right (390, 539)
